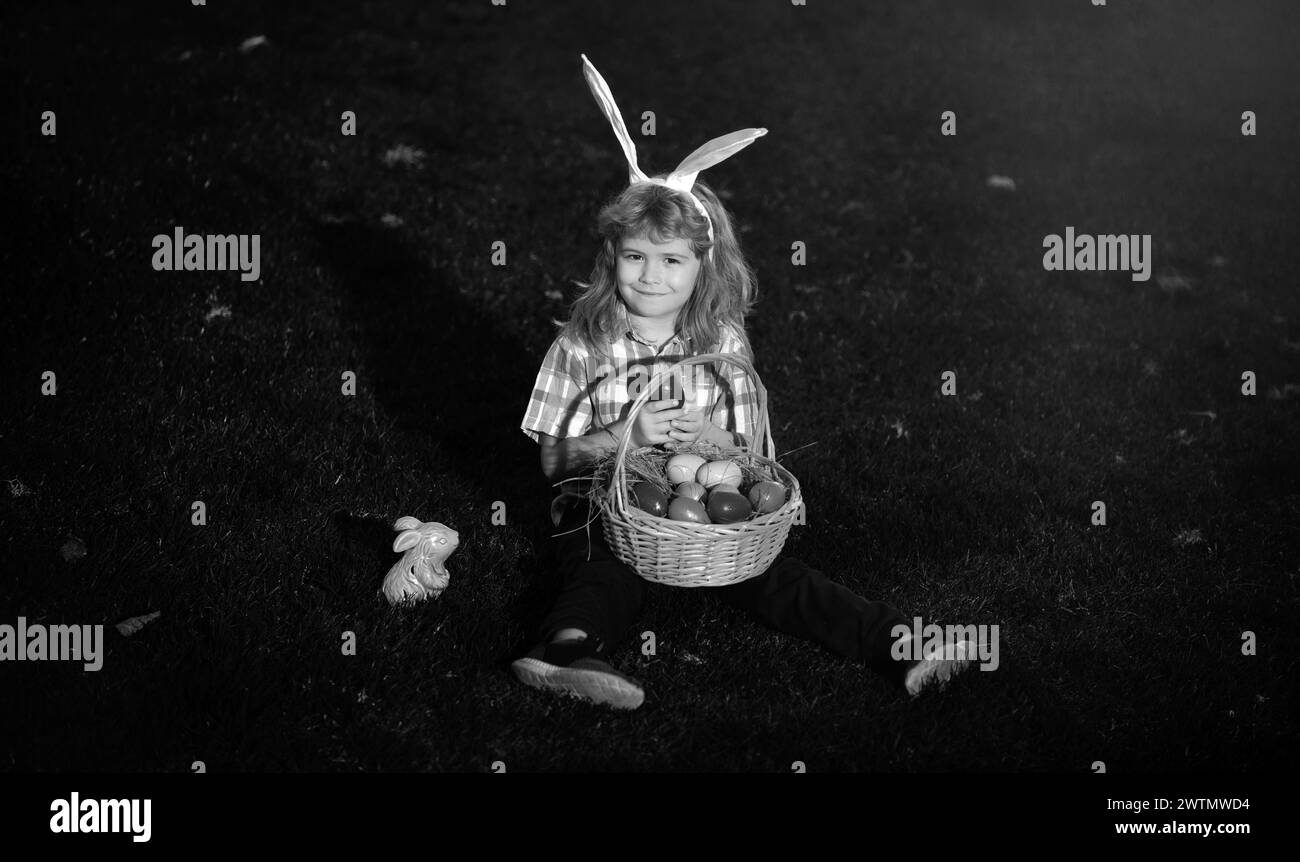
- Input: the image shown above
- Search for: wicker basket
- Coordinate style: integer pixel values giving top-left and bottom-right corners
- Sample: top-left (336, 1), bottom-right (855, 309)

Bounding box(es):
top-left (600, 352), bottom-right (803, 587)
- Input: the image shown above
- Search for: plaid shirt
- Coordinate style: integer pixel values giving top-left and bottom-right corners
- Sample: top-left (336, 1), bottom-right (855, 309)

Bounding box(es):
top-left (521, 312), bottom-right (767, 450)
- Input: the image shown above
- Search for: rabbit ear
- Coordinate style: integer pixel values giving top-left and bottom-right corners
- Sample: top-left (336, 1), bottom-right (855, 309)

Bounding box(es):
top-left (581, 54), bottom-right (649, 184)
top-left (393, 515), bottom-right (421, 532)
top-left (667, 128), bottom-right (768, 187)
top-left (393, 530), bottom-right (421, 553)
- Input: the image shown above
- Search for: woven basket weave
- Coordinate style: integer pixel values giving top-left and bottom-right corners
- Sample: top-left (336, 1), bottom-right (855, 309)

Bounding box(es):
top-left (600, 352), bottom-right (803, 587)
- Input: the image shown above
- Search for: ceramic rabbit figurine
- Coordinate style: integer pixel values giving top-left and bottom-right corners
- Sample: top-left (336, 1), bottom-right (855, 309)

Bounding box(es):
top-left (381, 516), bottom-right (459, 606)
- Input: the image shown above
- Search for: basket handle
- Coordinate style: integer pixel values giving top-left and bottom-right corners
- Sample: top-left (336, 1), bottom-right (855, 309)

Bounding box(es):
top-left (609, 352), bottom-right (772, 514)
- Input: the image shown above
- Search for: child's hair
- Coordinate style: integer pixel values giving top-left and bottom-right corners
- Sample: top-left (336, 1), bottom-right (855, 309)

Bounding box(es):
top-left (558, 178), bottom-right (757, 360)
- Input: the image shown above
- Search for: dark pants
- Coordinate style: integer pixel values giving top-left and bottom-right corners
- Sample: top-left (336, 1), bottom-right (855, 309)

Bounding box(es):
top-left (539, 499), bottom-right (912, 686)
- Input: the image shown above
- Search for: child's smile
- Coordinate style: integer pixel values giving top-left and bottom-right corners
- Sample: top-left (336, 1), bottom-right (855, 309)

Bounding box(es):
top-left (616, 234), bottom-right (700, 336)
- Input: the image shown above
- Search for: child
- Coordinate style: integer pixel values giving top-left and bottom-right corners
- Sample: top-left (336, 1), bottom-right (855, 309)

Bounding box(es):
top-left (512, 56), bottom-right (974, 710)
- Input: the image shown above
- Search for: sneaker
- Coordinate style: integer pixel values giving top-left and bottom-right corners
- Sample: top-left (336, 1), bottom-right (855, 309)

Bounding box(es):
top-left (511, 639), bottom-right (645, 710)
top-left (904, 639), bottom-right (976, 697)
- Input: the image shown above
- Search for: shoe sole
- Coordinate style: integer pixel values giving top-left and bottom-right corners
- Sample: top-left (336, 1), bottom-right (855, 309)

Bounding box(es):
top-left (905, 640), bottom-right (976, 697)
top-left (511, 657), bottom-right (645, 710)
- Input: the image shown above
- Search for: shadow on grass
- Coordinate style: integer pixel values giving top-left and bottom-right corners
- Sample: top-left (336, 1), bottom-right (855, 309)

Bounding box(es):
top-left (311, 218), bottom-right (560, 650)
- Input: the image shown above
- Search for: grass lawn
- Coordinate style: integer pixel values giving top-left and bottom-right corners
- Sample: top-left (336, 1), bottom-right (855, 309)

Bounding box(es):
top-left (2, 0), bottom-right (1297, 771)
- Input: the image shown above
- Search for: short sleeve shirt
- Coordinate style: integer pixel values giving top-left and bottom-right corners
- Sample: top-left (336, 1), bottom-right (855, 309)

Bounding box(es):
top-left (520, 314), bottom-right (767, 450)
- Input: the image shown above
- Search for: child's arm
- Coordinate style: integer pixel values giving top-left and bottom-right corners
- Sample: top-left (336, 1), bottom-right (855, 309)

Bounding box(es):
top-left (539, 401), bottom-right (689, 481)
top-left (538, 429), bottom-right (615, 482)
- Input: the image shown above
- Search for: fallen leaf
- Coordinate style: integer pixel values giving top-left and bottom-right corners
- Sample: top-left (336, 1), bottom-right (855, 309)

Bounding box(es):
top-left (1266, 383), bottom-right (1300, 400)
top-left (59, 536), bottom-right (87, 563)
top-left (383, 145), bottom-right (426, 168)
top-left (116, 611), bottom-right (161, 637)
top-left (1156, 274), bottom-right (1193, 294)
top-left (575, 140), bottom-right (605, 164)
top-left (239, 35), bottom-right (268, 53)
top-left (204, 304), bottom-right (232, 323)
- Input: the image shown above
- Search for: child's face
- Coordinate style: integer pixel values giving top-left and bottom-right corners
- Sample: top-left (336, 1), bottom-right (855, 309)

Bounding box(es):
top-left (615, 233), bottom-right (700, 326)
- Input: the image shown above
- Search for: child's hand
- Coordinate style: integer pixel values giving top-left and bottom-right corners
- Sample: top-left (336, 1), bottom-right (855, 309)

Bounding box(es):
top-left (667, 406), bottom-right (709, 444)
top-left (628, 399), bottom-right (688, 447)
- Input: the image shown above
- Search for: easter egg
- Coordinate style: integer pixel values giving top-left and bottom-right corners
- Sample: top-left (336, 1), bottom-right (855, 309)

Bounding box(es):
top-left (674, 481), bottom-right (707, 502)
top-left (666, 453), bottom-right (708, 485)
top-left (706, 490), bottom-right (752, 524)
top-left (630, 482), bottom-right (668, 517)
top-left (696, 459), bottom-right (742, 491)
top-left (668, 496), bottom-right (711, 524)
top-left (748, 481), bottom-right (788, 514)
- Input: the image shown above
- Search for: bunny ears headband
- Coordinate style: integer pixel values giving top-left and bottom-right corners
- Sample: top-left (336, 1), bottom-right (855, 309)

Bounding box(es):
top-left (580, 54), bottom-right (767, 259)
